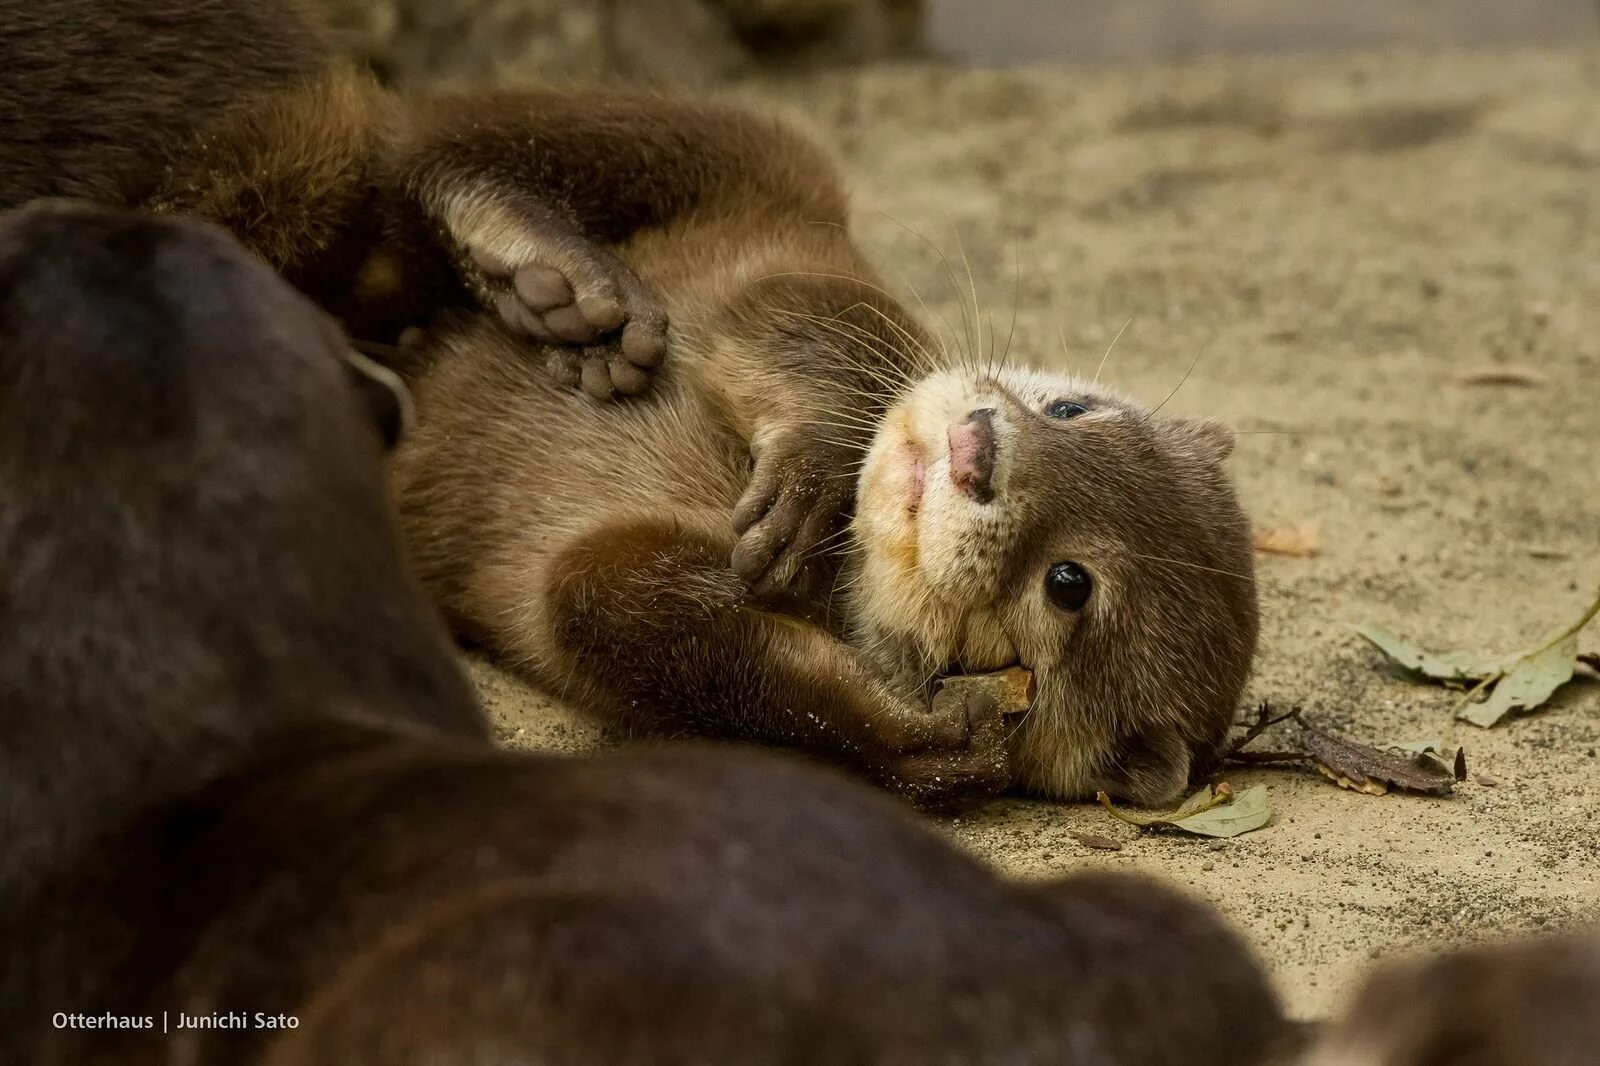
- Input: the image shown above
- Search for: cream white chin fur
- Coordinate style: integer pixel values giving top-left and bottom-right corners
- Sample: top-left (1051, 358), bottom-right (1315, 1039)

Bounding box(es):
top-left (850, 365), bottom-right (1126, 679)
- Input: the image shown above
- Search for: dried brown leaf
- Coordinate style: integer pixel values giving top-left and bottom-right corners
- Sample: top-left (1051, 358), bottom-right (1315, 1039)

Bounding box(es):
top-left (1098, 784), bottom-right (1272, 838)
top-left (1253, 523), bottom-right (1320, 558)
top-left (1299, 721), bottom-right (1456, 796)
top-left (1454, 365), bottom-right (1548, 388)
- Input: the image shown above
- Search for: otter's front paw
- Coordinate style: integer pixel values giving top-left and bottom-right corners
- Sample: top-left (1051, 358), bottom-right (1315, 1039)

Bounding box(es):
top-left (462, 234), bottom-right (668, 400)
top-left (873, 686), bottom-right (1012, 809)
top-left (731, 427), bottom-right (856, 595)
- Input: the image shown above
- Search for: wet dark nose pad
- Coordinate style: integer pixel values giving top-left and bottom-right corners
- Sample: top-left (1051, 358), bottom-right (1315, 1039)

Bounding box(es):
top-left (341, 347), bottom-right (414, 451)
top-left (947, 407), bottom-right (997, 503)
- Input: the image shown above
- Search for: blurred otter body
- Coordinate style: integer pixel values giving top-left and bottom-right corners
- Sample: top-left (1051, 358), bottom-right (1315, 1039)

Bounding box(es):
top-left (0, 203), bottom-right (1287, 1066)
top-left (1305, 932), bottom-right (1600, 1066)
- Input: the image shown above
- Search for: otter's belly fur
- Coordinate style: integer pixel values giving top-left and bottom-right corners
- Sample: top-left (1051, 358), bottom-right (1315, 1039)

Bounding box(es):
top-left (393, 315), bottom-right (750, 656)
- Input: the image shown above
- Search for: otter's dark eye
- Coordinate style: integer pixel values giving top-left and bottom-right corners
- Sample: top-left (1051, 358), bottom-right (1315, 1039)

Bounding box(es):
top-left (1045, 562), bottom-right (1092, 611)
top-left (1046, 399), bottom-right (1087, 420)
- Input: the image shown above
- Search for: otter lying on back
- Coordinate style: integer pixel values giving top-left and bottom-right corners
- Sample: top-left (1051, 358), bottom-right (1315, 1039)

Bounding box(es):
top-left (3, 0), bottom-right (1257, 805)
top-left (391, 98), bottom-right (1259, 806)
top-left (0, 201), bottom-right (1287, 1065)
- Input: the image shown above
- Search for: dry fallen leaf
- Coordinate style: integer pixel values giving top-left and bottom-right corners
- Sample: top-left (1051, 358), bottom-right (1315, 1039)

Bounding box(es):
top-left (1299, 722), bottom-right (1457, 796)
top-left (1070, 832), bottom-right (1124, 852)
top-left (1457, 636), bottom-right (1578, 728)
top-left (1253, 523), bottom-right (1320, 558)
top-left (1356, 625), bottom-right (1508, 688)
top-left (1386, 738), bottom-right (1468, 781)
top-left (1454, 365), bottom-right (1548, 388)
top-left (1355, 585), bottom-right (1600, 728)
top-left (1098, 783), bottom-right (1272, 838)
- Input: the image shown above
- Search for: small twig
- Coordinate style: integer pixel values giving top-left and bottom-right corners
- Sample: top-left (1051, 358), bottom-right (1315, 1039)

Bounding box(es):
top-left (1223, 701), bottom-right (1304, 760)
top-left (1224, 750), bottom-right (1311, 766)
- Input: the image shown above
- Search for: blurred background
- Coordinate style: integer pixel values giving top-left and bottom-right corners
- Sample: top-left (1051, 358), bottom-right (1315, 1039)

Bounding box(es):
top-left (314, 0), bottom-right (1600, 86)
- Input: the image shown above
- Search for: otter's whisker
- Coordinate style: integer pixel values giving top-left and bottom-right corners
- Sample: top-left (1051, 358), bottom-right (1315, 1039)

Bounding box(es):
top-left (769, 305), bottom-right (925, 390)
top-left (1127, 552), bottom-right (1256, 584)
top-left (1148, 333), bottom-right (1214, 417)
top-left (858, 218), bottom-right (964, 372)
top-left (992, 241), bottom-right (1021, 379)
top-left (1055, 321), bottom-right (1076, 379)
top-left (763, 305), bottom-right (921, 394)
top-left (836, 299), bottom-right (944, 378)
top-left (1090, 317), bottom-right (1133, 388)
top-left (949, 216), bottom-right (984, 372)
top-left (872, 211), bottom-right (978, 367)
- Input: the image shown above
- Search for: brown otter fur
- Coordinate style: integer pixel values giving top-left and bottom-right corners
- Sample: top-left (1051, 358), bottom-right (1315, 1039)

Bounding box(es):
top-left (1304, 932), bottom-right (1600, 1066)
top-left (0, 0), bottom-right (1257, 805)
top-left (0, 201), bottom-right (1287, 1065)
top-left (388, 96), bottom-right (1259, 807)
top-left (0, 0), bottom-right (670, 395)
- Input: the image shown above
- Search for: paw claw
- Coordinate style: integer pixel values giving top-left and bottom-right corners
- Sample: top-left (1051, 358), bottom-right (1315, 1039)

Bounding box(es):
top-left (494, 292), bottom-right (557, 343)
top-left (580, 356), bottom-right (614, 400)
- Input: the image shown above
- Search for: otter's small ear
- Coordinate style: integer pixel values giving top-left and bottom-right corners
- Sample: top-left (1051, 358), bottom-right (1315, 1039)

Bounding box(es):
top-left (1169, 417), bottom-right (1235, 465)
top-left (341, 347), bottom-right (414, 451)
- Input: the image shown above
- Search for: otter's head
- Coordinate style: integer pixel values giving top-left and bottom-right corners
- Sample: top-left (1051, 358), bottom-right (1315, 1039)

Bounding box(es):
top-left (851, 365), bottom-right (1257, 805)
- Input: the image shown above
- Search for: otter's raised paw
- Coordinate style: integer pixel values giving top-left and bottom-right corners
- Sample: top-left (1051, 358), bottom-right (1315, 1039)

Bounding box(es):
top-left (731, 426), bottom-right (856, 595)
top-left (873, 685), bottom-right (1012, 809)
top-left (465, 238), bottom-right (668, 400)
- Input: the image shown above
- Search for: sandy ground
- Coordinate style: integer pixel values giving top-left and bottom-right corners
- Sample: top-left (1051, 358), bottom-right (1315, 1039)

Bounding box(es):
top-left (474, 46), bottom-right (1600, 1019)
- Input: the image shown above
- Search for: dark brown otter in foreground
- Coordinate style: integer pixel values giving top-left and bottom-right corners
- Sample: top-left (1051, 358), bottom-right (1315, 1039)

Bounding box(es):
top-left (1303, 932), bottom-right (1600, 1066)
top-left (0, 202), bottom-right (1286, 1064)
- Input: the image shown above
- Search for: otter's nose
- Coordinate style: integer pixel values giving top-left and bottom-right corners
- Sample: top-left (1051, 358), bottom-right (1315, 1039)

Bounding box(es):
top-left (947, 407), bottom-right (997, 503)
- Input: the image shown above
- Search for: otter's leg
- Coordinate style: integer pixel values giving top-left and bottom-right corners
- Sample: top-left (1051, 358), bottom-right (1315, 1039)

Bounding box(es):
top-left (388, 91), bottom-right (853, 400)
top-left (143, 68), bottom-right (389, 327)
top-left (141, 71), bottom-right (659, 390)
top-left (533, 512), bottom-right (1009, 806)
top-left (395, 94), bottom-right (934, 569)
